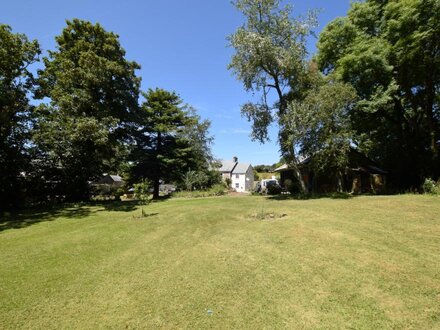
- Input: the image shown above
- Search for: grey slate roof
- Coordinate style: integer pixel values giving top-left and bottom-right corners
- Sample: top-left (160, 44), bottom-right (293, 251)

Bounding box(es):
top-left (232, 163), bottom-right (252, 174)
top-left (219, 160), bottom-right (238, 173)
top-left (109, 175), bottom-right (123, 182)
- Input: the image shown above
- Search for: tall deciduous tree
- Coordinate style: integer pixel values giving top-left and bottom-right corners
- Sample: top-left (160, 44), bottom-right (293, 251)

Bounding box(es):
top-left (228, 0), bottom-right (318, 192)
top-left (284, 81), bottom-right (358, 191)
top-left (34, 19), bottom-right (140, 201)
top-left (317, 0), bottom-right (440, 188)
top-left (0, 25), bottom-right (40, 209)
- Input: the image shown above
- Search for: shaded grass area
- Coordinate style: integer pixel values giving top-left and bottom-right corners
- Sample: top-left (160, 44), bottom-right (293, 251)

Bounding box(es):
top-left (0, 195), bottom-right (439, 329)
top-left (0, 201), bottom-right (139, 232)
top-left (267, 191), bottom-right (354, 200)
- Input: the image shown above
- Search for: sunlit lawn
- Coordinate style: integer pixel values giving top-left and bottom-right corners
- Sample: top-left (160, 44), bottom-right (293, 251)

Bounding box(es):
top-left (1, 195), bottom-right (439, 329)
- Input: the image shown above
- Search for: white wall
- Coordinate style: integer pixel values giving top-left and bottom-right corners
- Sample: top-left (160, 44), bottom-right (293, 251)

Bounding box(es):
top-left (231, 167), bottom-right (254, 192)
top-left (231, 173), bottom-right (244, 192)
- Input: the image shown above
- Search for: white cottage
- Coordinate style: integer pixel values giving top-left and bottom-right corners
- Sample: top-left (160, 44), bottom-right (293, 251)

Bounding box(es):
top-left (219, 157), bottom-right (254, 192)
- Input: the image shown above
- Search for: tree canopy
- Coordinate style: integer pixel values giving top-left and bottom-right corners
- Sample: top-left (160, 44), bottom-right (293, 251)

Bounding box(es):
top-left (0, 24), bottom-right (40, 209)
top-left (228, 0), bottom-right (318, 192)
top-left (33, 19), bottom-right (141, 201)
top-left (129, 88), bottom-right (215, 199)
top-left (317, 0), bottom-right (440, 188)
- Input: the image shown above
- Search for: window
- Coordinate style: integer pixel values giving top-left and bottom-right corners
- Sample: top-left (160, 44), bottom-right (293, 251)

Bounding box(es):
top-left (235, 183), bottom-right (239, 188)
top-left (235, 174), bottom-right (239, 179)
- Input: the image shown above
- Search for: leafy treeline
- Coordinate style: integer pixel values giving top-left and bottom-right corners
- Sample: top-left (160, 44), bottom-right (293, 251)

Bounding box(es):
top-left (0, 19), bottom-right (216, 209)
top-left (229, 0), bottom-right (439, 192)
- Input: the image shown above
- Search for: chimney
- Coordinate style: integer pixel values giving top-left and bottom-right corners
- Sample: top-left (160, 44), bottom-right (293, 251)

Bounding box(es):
top-left (232, 156), bottom-right (238, 163)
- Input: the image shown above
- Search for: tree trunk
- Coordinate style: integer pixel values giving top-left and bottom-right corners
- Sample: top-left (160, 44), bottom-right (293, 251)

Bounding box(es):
top-left (153, 131), bottom-right (162, 199)
top-left (153, 179), bottom-right (160, 199)
top-left (289, 161), bottom-right (308, 194)
top-left (426, 73), bottom-right (438, 156)
top-left (336, 170), bottom-right (343, 193)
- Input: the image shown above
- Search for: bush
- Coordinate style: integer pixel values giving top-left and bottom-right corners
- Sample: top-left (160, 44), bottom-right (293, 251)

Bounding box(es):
top-left (133, 180), bottom-right (151, 204)
top-left (422, 178), bottom-right (439, 194)
top-left (172, 184), bottom-right (226, 198)
top-left (210, 183), bottom-right (226, 196)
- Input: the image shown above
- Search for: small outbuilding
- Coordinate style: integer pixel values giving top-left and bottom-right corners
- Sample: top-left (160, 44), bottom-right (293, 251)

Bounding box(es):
top-left (96, 174), bottom-right (124, 186)
top-left (275, 149), bottom-right (387, 194)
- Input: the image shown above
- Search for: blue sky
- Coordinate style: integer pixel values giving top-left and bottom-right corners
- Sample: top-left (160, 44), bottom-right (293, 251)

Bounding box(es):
top-left (1, 0), bottom-right (351, 165)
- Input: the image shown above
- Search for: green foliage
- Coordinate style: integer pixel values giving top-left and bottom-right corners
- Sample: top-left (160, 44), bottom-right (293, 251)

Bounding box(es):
top-left (229, 0), bottom-right (318, 137)
top-left (0, 25), bottom-right (40, 209)
top-left (422, 178), bottom-right (439, 195)
top-left (172, 184), bottom-right (225, 198)
top-left (129, 88), bottom-right (214, 198)
top-left (33, 19), bottom-right (140, 202)
top-left (209, 184), bottom-right (226, 196)
top-left (228, 0), bottom-right (318, 193)
top-left (133, 180), bottom-right (151, 204)
top-left (36, 19), bottom-right (141, 128)
top-left (182, 170), bottom-right (198, 191)
top-left (254, 165), bottom-right (271, 172)
top-left (317, 0), bottom-right (440, 188)
top-left (181, 169), bottom-right (221, 191)
top-left (177, 106), bottom-right (215, 175)
top-left (283, 81), bottom-right (358, 173)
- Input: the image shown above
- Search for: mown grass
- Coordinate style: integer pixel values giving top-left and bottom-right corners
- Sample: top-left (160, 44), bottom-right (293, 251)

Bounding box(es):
top-left (1, 195), bottom-right (439, 329)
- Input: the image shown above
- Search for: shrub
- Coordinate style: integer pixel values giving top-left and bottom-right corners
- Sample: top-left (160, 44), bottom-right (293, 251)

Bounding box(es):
top-left (422, 178), bottom-right (439, 194)
top-left (133, 180), bottom-right (151, 204)
top-left (182, 170), bottom-right (198, 191)
top-left (210, 183), bottom-right (226, 196)
top-left (172, 184), bottom-right (225, 198)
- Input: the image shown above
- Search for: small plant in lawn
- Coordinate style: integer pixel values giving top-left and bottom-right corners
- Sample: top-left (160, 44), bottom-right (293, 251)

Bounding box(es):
top-left (133, 180), bottom-right (151, 217)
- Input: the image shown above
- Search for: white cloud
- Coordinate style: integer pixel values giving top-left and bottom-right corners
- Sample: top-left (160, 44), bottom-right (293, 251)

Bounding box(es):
top-left (232, 129), bottom-right (251, 134)
top-left (219, 128), bottom-right (251, 135)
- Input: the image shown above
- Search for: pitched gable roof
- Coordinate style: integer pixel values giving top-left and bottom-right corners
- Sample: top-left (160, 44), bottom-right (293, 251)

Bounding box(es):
top-left (219, 160), bottom-right (237, 173)
top-left (109, 175), bottom-right (123, 182)
top-left (232, 163), bottom-right (252, 174)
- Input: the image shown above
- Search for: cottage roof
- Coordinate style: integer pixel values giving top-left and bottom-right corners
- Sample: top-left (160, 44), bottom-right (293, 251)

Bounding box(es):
top-left (274, 149), bottom-right (387, 175)
top-left (274, 164), bottom-right (288, 172)
top-left (232, 163), bottom-right (252, 174)
top-left (219, 160), bottom-right (238, 173)
top-left (108, 175), bottom-right (123, 182)
top-left (274, 156), bottom-right (310, 172)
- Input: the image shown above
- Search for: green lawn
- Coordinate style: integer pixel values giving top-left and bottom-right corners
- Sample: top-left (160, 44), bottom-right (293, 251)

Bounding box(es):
top-left (1, 195), bottom-right (439, 329)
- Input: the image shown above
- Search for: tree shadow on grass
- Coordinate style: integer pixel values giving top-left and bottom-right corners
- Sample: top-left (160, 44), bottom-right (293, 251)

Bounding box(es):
top-left (151, 194), bottom-right (172, 203)
top-left (0, 200), bottom-right (143, 232)
top-left (94, 200), bottom-right (140, 212)
top-left (0, 206), bottom-right (94, 232)
top-left (266, 192), bottom-right (355, 201)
